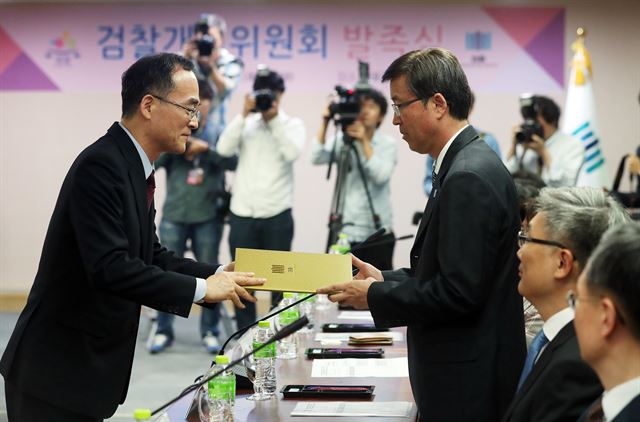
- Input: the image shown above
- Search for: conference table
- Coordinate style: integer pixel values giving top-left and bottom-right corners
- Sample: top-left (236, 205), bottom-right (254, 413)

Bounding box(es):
top-left (163, 301), bottom-right (418, 421)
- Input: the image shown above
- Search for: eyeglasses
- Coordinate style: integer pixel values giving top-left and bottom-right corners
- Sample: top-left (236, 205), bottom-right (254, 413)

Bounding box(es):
top-left (517, 230), bottom-right (568, 249)
top-left (151, 94), bottom-right (200, 121)
top-left (567, 289), bottom-right (627, 324)
top-left (391, 98), bottom-right (423, 117)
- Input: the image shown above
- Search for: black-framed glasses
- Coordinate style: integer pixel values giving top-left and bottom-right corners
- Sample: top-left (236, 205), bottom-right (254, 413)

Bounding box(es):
top-left (151, 94), bottom-right (200, 121)
top-left (391, 98), bottom-right (423, 117)
top-left (518, 230), bottom-right (568, 249)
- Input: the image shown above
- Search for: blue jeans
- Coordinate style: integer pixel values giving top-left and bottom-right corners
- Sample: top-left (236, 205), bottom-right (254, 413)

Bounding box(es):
top-left (157, 218), bottom-right (223, 340)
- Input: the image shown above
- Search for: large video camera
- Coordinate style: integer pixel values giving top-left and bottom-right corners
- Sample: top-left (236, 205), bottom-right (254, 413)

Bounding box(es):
top-left (515, 94), bottom-right (544, 143)
top-left (329, 61), bottom-right (371, 127)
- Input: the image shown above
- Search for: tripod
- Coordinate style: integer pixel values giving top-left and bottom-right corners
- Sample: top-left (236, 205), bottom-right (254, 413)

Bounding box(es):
top-left (325, 122), bottom-right (381, 252)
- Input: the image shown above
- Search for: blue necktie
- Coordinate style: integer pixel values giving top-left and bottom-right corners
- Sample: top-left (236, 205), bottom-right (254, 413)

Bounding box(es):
top-left (517, 330), bottom-right (549, 391)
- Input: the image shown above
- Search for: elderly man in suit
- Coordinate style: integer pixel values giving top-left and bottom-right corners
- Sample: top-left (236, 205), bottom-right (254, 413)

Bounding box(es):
top-left (575, 223), bottom-right (640, 422)
top-left (319, 48), bottom-right (526, 421)
top-left (0, 53), bottom-right (265, 422)
top-left (501, 187), bottom-right (629, 422)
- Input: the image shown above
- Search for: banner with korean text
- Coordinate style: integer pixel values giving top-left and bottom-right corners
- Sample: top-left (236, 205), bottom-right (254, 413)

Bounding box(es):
top-left (0, 5), bottom-right (564, 94)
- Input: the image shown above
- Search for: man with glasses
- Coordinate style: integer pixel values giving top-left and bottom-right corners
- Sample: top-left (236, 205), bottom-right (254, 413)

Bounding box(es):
top-left (0, 53), bottom-right (264, 422)
top-left (501, 187), bottom-right (629, 422)
top-left (319, 48), bottom-right (526, 421)
top-left (574, 223), bottom-right (640, 422)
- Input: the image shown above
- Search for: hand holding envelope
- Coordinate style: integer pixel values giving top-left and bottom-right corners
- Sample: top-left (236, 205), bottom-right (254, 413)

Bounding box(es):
top-left (316, 255), bottom-right (384, 310)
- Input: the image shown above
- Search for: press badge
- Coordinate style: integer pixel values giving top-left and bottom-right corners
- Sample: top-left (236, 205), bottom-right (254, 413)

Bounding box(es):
top-left (186, 167), bottom-right (204, 185)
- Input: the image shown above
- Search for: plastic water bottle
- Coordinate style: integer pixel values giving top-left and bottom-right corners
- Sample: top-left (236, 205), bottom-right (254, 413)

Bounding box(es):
top-left (298, 294), bottom-right (316, 330)
top-left (335, 232), bottom-right (351, 254)
top-left (207, 355), bottom-right (236, 421)
top-left (133, 409), bottom-right (151, 421)
top-left (249, 320), bottom-right (276, 400)
top-left (277, 292), bottom-right (299, 359)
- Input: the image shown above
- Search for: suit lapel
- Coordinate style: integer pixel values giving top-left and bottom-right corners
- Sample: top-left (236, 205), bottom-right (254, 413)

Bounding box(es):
top-left (520, 323), bottom-right (576, 396)
top-left (108, 123), bottom-right (150, 259)
top-left (412, 126), bottom-right (480, 248)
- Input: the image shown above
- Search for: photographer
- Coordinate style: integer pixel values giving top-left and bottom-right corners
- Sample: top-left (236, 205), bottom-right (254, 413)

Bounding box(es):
top-left (312, 89), bottom-right (397, 269)
top-left (505, 95), bottom-right (584, 187)
top-left (217, 68), bottom-right (305, 326)
top-left (184, 13), bottom-right (243, 144)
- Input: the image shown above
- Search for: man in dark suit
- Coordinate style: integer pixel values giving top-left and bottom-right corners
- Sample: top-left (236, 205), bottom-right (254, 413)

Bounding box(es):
top-left (0, 53), bottom-right (265, 422)
top-left (319, 48), bottom-right (526, 421)
top-left (575, 223), bottom-right (640, 422)
top-left (502, 187), bottom-right (629, 422)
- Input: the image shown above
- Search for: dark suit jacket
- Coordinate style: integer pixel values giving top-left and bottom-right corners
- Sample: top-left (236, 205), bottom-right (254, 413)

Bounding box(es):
top-left (501, 322), bottom-right (602, 422)
top-left (0, 123), bottom-right (218, 419)
top-left (577, 394), bottom-right (640, 422)
top-left (612, 395), bottom-right (640, 422)
top-left (368, 126), bottom-right (526, 421)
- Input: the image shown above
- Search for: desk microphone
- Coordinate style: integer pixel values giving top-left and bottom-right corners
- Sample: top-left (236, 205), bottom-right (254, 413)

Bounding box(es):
top-left (151, 316), bottom-right (309, 416)
top-left (218, 226), bottom-right (389, 355)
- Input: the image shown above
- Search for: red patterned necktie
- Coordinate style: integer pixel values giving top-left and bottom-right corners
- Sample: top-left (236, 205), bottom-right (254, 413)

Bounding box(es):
top-left (146, 170), bottom-right (155, 210)
top-left (586, 396), bottom-right (604, 422)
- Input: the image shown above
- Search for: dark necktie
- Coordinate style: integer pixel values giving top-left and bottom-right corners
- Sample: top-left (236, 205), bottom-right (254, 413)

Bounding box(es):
top-left (146, 170), bottom-right (155, 210)
top-left (585, 397), bottom-right (604, 422)
top-left (517, 330), bottom-right (549, 391)
top-left (432, 169), bottom-right (439, 192)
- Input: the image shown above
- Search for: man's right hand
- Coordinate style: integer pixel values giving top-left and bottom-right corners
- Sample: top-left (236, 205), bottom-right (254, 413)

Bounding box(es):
top-left (351, 254), bottom-right (383, 281)
top-left (203, 271), bottom-right (266, 308)
top-left (242, 94), bottom-right (256, 117)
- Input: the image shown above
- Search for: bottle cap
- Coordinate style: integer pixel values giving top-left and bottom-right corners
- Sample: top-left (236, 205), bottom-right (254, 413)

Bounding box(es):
top-left (134, 409), bottom-right (152, 420)
top-left (258, 320), bottom-right (270, 328)
top-left (283, 292), bottom-right (295, 299)
top-left (338, 233), bottom-right (348, 239)
top-left (215, 355), bottom-right (230, 364)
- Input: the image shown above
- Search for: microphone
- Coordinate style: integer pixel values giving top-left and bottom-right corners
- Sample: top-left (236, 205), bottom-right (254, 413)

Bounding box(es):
top-left (151, 316), bottom-right (309, 417)
top-left (218, 227), bottom-right (388, 355)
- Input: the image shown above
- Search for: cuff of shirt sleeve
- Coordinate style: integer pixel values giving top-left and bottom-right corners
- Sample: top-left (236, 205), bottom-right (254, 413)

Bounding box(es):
top-left (194, 265), bottom-right (224, 303)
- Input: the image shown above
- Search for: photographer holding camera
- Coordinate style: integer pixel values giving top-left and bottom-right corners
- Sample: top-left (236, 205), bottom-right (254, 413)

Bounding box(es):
top-left (217, 67), bottom-right (306, 326)
top-left (505, 95), bottom-right (584, 187)
top-left (312, 89), bottom-right (397, 269)
top-left (184, 13), bottom-right (243, 144)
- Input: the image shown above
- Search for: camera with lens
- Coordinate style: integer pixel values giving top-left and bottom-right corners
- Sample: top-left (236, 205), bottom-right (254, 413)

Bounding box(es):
top-left (515, 94), bottom-right (544, 143)
top-left (329, 61), bottom-right (372, 127)
top-left (251, 65), bottom-right (284, 112)
top-left (192, 18), bottom-right (216, 57)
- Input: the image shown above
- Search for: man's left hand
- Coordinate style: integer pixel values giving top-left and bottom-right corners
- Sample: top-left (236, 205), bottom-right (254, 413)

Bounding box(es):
top-left (317, 278), bottom-right (375, 309)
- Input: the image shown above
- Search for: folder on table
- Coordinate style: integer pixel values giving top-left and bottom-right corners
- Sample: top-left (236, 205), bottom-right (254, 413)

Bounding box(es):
top-left (234, 248), bottom-right (351, 293)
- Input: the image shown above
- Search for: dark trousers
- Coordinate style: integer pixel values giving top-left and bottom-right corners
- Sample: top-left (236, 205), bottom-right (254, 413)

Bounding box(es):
top-left (228, 209), bottom-right (294, 329)
top-left (5, 381), bottom-right (102, 422)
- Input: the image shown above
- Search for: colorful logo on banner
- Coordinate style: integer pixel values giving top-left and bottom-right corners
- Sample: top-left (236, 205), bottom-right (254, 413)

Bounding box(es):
top-left (0, 5), bottom-right (565, 92)
top-left (46, 32), bottom-right (80, 66)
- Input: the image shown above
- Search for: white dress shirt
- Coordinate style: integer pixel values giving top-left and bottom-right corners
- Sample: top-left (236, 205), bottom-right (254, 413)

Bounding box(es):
top-left (603, 376), bottom-right (640, 421)
top-left (217, 110), bottom-right (306, 218)
top-left (537, 307), bottom-right (575, 362)
top-left (505, 129), bottom-right (584, 187)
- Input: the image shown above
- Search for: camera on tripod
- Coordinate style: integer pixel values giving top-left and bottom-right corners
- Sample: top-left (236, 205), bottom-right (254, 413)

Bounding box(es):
top-left (329, 61), bottom-right (372, 127)
top-left (515, 94), bottom-right (544, 143)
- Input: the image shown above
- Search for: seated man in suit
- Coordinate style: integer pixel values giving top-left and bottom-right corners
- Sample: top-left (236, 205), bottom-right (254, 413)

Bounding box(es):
top-left (575, 222), bottom-right (640, 422)
top-left (502, 187), bottom-right (630, 422)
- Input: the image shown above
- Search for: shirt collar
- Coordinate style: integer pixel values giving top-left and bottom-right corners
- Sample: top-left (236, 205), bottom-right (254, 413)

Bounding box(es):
top-left (542, 307), bottom-right (575, 342)
top-left (603, 376), bottom-right (640, 421)
top-left (433, 124), bottom-right (469, 175)
top-left (118, 122), bottom-right (154, 178)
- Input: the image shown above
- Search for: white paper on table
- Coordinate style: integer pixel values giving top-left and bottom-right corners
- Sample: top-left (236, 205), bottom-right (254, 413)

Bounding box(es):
top-left (311, 357), bottom-right (409, 378)
top-left (337, 310), bottom-right (374, 320)
top-left (290, 401), bottom-right (414, 417)
top-left (314, 331), bottom-right (404, 342)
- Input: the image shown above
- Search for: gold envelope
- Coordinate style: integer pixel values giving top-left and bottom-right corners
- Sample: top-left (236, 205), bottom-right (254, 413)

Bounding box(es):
top-left (234, 248), bottom-right (352, 293)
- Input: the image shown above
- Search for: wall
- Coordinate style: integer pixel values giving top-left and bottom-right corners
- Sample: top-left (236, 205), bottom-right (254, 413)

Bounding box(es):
top-left (1, 0), bottom-right (639, 295)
